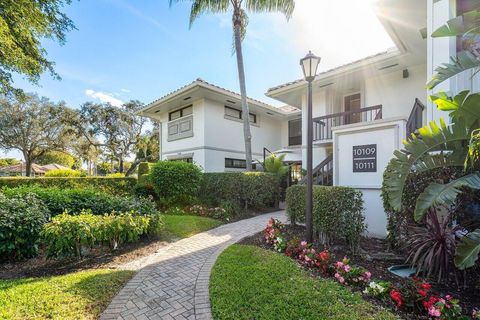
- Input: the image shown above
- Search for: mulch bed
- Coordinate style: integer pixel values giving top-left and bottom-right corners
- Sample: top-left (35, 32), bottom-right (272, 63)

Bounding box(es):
top-left (0, 237), bottom-right (170, 280)
top-left (239, 223), bottom-right (480, 319)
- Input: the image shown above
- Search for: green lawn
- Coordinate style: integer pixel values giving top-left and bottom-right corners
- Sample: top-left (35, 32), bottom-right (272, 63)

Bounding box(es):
top-left (162, 214), bottom-right (223, 239)
top-left (210, 245), bottom-right (398, 320)
top-left (0, 269), bottom-right (134, 320)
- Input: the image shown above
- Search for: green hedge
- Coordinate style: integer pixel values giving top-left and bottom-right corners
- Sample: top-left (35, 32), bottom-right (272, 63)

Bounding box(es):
top-left (0, 177), bottom-right (136, 195)
top-left (41, 211), bottom-right (162, 258)
top-left (286, 185), bottom-right (365, 250)
top-left (1, 186), bottom-right (158, 217)
top-left (0, 193), bottom-right (50, 260)
top-left (199, 172), bottom-right (279, 212)
top-left (150, 161), bottom-right (203, 206)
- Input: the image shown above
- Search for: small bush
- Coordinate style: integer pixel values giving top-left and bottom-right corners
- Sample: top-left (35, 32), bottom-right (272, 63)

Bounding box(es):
top-left (0, 176), bottom-right (137, 195)
top-left (185, 205), bottom-right (230, 221)
top-left (45, 169), bottom-right (84, 177)
top-left (150, 161), bottom-right (203, 206)
top-left (105, 173), bottom-right (125, 178)
top-left (286, 185), bottom-right (366, 251)
top-left (42, 210), bottom-right (155, 258)
top-left (199, 172), bottom-right (278, 213)
top-left (1, 186), bottom-right (157, 217)
top-left (0, 193), bottom-right (50, 260)
top-left (138, 162), bottom-right (154, 176)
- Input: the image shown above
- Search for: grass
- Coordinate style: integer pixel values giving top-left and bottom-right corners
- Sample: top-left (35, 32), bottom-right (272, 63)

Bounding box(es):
top-left (162, 214), bottom-right (223, 239)
top-left (210, 245), bottom-right (398, 320)
top-left (0, 269), bottom-right (134, 320)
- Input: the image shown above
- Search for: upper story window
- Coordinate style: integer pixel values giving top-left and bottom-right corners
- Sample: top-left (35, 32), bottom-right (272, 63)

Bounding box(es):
top-left (288, 119), bottom-right (302, 146)
top-left (169, 105), bottom-right (193, 121)
top-left (224, 106), bottom-right (257, 124)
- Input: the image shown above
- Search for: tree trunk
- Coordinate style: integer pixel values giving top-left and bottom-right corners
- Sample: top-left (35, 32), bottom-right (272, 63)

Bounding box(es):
top-left (119, 157), bottom-right (124, 173)
top-left (23, 151), bottom-right (32, 177)
top-left (233, 9), bottom-right (253, 171)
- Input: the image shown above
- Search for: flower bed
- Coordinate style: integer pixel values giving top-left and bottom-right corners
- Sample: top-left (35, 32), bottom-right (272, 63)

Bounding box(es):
top-left (261, 218), bottom-right (480, 319)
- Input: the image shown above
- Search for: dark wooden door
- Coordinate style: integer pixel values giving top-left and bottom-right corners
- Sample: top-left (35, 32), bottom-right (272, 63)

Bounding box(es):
top-left (344, 93), bottom-right (361, 124)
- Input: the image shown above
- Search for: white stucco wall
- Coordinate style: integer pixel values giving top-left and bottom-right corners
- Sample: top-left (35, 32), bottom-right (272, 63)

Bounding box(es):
top-left (364, 64), bottom-right (427, 119)
top-left (157, 98), bottom-right (284, 172)
top-left (332, 118), bottom-right (406, 237)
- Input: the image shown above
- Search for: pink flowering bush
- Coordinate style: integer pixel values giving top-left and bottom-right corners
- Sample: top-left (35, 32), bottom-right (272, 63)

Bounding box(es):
top-left (334, 257), bottom-right (371, 286)
top-left (264, 218), bottom-right (284, 245)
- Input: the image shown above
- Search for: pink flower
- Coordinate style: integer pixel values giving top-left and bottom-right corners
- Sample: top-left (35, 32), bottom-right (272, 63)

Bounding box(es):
top-left (300, 241), bottom-right (307, 247)
top-left (344, 265), bottom-right (351, 272)
top-left (428, 306), bottom-right (441, 317)
top-left (335, 261), bottom-right (344, 268)
top-left (364, 271), bottom-right (371, 280)
top-left (445, 295), bottom-right (452, 301)
top-left (338, 276), bottom-right (345, 284)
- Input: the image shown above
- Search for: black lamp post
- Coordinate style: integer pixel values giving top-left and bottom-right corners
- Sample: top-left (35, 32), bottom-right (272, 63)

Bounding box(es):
top-left (300, 51), bottom-right (321, 242)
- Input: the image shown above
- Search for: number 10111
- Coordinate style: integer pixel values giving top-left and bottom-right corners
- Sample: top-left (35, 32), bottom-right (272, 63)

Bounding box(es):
top-left (353, 159), bottom-right (376, 172)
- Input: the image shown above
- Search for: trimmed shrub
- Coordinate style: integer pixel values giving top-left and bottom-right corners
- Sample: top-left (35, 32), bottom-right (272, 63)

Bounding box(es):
top-left (105, 172), bottom-right (125, 177)
top-left (286, 185), bottom-right (366, 250)
top-left (0, 176), bottom-right (137, 195)
top-left (41, 210), bottom-right (155, 258)
top-left (199, 172), bottom-right (278, 213)
top-left (0, 193), bottom-right (50, 260)
top-left (138, 162), bottom-right (153, 176)
top-left (150, 161), bottom-right (202, 205)
top-left (1, 186), bottom-right (158, 217)
top-left (45, 169), bottom-right (84, 177)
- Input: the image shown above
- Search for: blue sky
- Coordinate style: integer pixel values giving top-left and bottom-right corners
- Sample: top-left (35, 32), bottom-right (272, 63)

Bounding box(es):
top-left (4, 0), bottom-right (394, 159)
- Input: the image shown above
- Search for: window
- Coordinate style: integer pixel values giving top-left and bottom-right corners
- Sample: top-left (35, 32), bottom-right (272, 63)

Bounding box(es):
top-left (225, 158), bottom-right (256, 169)
top-left (288, 119), bottom-right (302, 146)
top-left (170, 158), bottom-right (193, 163)
top-left (169, 105), bottom-right (193, 121)
top-left (456, 0), bottom-right (480, 53)
top-left (224, 106), bottom-right (257, 124)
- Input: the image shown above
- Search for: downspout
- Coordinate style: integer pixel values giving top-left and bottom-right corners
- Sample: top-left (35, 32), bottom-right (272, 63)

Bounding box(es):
top-left (158, 121), bottom-right (162, 161)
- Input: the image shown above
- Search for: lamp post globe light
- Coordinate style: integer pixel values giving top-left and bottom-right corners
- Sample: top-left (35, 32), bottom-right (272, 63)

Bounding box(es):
top-left (300, 51), bottom-right (321, 243)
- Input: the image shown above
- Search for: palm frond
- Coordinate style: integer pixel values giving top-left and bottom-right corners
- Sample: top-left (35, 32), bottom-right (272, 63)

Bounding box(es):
top-left (432, 10), bottom-right (480, 38)
top-left (427, 51), bottom-right (480, 89)
top-left (430, 91), bottom-right (480, 129)
top-left (245, 0), bottom-right (295, 20)
top-left (414, 173), bottom-right (480, 222)
top-left (383, 118), bottom-right (470, 212)
top-left (175, 0), bottom-right (230, 27)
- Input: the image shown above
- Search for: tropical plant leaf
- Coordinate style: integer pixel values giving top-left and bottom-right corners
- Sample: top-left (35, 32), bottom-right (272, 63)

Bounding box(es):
top-left (427, 51), bottom-right (480, 89)
top-left (455, 229), bottom-right (480, 270)
top-left (414, 173), bottom-right (480, 222)
top-left (430, 91), bottom-right (480, 128)
top-left (431, 10), bottom-right (480, 38)
top-left (383, 118), bottom-right (469, 212)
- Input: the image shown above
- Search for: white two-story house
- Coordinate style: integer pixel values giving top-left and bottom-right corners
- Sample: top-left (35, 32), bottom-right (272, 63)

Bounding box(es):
top-left (138, 0), bottom-right (478, 236)
top-left (136, 78), bottom-right (301, 172)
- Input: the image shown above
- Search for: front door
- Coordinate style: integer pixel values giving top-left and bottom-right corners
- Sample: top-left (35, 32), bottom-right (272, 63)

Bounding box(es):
top-left (344, 93), bottom-right (361, 124)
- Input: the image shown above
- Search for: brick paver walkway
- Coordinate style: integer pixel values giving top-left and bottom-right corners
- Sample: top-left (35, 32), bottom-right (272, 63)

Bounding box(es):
top-left (100, 211), bottom-right (286, 320)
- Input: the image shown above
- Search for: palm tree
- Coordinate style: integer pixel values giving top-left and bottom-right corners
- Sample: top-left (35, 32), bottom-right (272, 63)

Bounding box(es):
top-left (170, 0), bottom-right (295, 171)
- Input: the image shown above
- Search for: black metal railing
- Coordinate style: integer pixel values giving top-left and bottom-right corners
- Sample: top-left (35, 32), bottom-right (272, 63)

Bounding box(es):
top-left (313, 105), bottom-right (383, 141)
top-left (406, 98), bottom-right (425, 138)
top-left (299, 154), bottom-right (333, 186)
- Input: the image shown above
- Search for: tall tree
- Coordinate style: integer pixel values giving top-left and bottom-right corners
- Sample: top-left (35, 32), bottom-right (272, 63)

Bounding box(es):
top-left (72, 101), bottom-right (147, 174)
top-left (0, 94), bottom-right (71, 176)
top-left (36, 150), bottom-right (77, 168)
top-left (0, 0), bottom-right (75, 96)
top-left (170, 0), bottom-right (295, 170)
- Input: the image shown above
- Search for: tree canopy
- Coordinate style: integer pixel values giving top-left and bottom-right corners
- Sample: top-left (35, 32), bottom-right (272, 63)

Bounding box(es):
top-left (0, 0), bottom-right (75, 96)
top-left (0, 94), bottom-right (71, 175)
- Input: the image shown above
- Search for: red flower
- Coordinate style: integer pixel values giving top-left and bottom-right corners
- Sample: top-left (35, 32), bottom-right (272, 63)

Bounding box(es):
top-left (390, 290), bottom-right (403, 308)
top-left (418, 289), bottom-right (427, 297)
top-left (318, 250), bottom-right (330, 261)
top-left (423, 296), bottom-right (440, 310)
top-left (420, 283), bottom-right (432, 291)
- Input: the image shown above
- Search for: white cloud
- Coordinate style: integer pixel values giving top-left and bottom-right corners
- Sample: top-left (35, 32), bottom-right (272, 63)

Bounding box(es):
top-left (85, 89), bottom-right (124, 107)
top-left (120, 88), bottom-right (131, 93)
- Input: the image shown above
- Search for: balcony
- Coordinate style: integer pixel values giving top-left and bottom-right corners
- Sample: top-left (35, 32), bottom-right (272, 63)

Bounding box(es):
top-left (167, 115), bottom-right (193, 141)
top-left (313, 105), bottom-right (382, 141)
